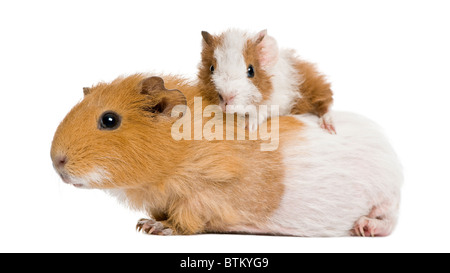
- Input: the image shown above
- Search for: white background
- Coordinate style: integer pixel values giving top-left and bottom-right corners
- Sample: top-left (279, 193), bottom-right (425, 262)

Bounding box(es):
top-left (1, 0), bottom-right (449, 253)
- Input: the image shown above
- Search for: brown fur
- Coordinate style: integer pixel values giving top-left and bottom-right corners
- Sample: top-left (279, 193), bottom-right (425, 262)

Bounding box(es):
top-left (51, 74), bottom-right (299, 235)
top-left (197, 34), bottom-right (223, 104)
top-left (244, 39), bottom-right (274, 102)
top-left (290, 60), bottom-right (333, 117)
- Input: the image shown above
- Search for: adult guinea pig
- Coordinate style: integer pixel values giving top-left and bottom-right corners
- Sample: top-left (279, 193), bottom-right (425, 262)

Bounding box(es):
top-left (50, 74), bottom-right (402, 236)
top-left (198, 29), bottom-right (335, 133)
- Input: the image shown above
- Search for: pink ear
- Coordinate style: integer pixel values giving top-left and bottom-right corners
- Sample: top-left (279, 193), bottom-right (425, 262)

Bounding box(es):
top-left (256, 30), bottom-right (279, 69)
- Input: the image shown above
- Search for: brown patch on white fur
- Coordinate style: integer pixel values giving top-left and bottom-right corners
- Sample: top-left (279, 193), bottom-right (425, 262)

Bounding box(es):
top-left (51, 74), bottom-right (290, 235)
top-left (290, 60), bottom-right (333, 117)
top-left (243, 39), bottom-right (273, 102)
top-left (197, 32), bottom-right (224, 104)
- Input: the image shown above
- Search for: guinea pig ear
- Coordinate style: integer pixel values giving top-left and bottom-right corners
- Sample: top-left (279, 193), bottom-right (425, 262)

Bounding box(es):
top-left (83, 87), bottom-right (91, 96)
top-left (140, 77), bottom-right (187, 117)
top-left (201, 31), bottom-right (214, 47)
top-left (255, 29), bottom-right (267, 44)
top-left (140, 76), bottom-right (166, 95)
top-left (255, 29), bottom-right (279, 69)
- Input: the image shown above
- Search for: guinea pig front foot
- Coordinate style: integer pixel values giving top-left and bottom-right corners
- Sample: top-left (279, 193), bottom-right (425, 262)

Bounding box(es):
top-left (319, 114), bottom-right (336, 134)
top-left (136, 218), bottom-right (173, 235)
top-left (245, 116), bottom-right (259, 132)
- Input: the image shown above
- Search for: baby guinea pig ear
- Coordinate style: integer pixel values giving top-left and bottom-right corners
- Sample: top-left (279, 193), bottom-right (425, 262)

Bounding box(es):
top-left (255, 29), bottom-right (279, 69)
top-left (140, 76), bottom-right (187, 117)
top-left (201, 31), bottom-right (214, 47)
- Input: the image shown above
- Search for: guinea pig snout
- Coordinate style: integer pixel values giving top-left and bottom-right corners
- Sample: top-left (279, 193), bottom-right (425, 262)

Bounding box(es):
top-left (52, 154), bottom-right (68, 170)
top-left (58, 172), bottom-right (71, 184)
top-left (219, 94), bottom-right (236, 112)
top-left (51, 153), bottom-right (73, 185)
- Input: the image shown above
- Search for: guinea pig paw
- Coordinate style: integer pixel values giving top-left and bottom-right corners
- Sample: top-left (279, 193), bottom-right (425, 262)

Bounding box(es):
top-left (246, 117), bottom-right (259, 132)
top-left (136, 218), bottom-right (173, 235)
top-left (353, 216), bottom-right (386, 237)
top-left (319, 115), bottom-right (336, 134)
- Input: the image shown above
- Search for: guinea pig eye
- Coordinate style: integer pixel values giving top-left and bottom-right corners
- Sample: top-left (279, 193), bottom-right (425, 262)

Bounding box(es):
top-left (99, 111), bottom-right (121, 130)
top-left (247, 65), bottom-right (255, 78)
top-left (210, 65), bottom-right (215, 74)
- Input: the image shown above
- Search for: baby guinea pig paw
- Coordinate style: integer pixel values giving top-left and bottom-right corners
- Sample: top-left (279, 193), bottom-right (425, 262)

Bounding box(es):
top-left (136, 218), bottom-right (174, 235)
top-left (319, 113), bottom-right (336, 134)
top-left (245, 111), bottom-right (268, 132)
top-left (246, 116), bottom-right (259, 132)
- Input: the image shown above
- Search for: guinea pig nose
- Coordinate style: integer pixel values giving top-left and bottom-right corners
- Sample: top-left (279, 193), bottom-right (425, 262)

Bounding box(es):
top-left (223, 94), bottom-right (236, 104)
top-left (54, 155), bottom-right (68, 169)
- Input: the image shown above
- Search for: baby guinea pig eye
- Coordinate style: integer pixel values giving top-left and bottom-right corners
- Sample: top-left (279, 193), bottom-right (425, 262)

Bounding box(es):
top-left (210, 65), bottom-right (215, 74)
top-left (98, 111), bottom-right (121, 130)
top-left (247, 65), bottom-right (255, 78)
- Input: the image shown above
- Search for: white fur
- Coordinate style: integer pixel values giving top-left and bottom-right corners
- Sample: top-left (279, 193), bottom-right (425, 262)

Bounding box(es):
top-left (257, 30), bottom-right (279, 67)
top-left (105, 189), bottom-right (128, 204)
top-left (264, 49), bottom-right (302, 116)
top-left (260, 111), bottom-right (402, 236)
top-left (68, 168), bottom-right (110, 188)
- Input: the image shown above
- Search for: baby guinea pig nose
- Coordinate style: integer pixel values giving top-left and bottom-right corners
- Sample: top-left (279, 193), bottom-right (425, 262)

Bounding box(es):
top-left (219, 94), bottom-right (236, 112)
top-left (220, 94), bottom-right (236, 104)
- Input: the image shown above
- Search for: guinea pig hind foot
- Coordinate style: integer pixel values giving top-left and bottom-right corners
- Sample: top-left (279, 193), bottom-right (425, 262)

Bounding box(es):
top-left (136, 218), bottom-right (173, 235)
top-left (352, 205), bottom-right (396, 237)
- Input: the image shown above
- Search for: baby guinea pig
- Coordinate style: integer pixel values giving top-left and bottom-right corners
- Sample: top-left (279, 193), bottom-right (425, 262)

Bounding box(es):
top-left (51, 74), bottom-right (402, 236)
top-left (198, 29), bottom-right (335, 133)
